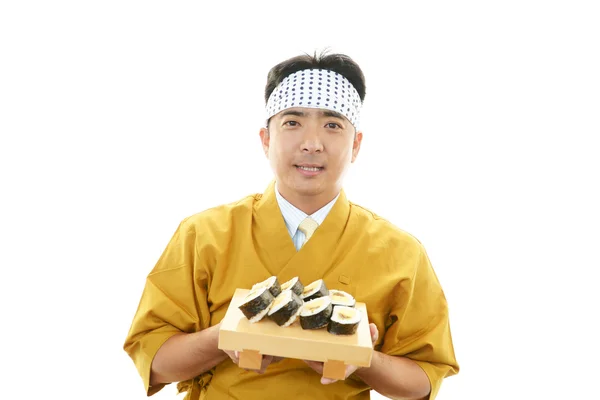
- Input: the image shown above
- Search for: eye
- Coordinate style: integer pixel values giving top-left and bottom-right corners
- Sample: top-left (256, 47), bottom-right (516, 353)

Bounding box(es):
top-left (284, 120), bottom-right (299, 127)
top-left (326, 122), bottom-right (341, 129)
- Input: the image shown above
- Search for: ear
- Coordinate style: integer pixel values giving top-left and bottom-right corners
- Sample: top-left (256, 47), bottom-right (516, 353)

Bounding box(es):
top-left (351, 131), bottom-right (363, 163)
top-left (259, 127), bottom-right (270, 158)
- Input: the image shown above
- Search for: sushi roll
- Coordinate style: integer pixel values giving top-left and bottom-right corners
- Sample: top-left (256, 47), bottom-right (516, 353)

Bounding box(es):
top-left (301, 279), bottom-right (329, 302)
top-left (251, 276), bottom-right (282, 298)
top-left (280, 276), bottom-right (304, 297)
top-left (329, 289), bottom-right (356, 307)
top-left (238, 286), bottom-right (275, 323)
top-left (327, 306), bottom-right (361, 335)
top-left (299, 296), bottom-right (333, 330)
top-left (268, 289), bottom-right (304, 327)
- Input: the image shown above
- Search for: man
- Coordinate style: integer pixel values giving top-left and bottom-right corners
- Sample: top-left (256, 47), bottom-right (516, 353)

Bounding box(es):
top-left (124, 51), bottom-right (459, 399)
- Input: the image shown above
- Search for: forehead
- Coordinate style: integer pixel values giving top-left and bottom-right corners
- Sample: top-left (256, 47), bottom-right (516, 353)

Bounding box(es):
top-left (273, 107), bottom-right (348, 121)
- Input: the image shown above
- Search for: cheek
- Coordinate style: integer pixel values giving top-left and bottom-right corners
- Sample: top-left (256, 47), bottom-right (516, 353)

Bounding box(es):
top-left (276, 138), bottom-right (297, 158)
top-left (271, 138), bottom-right (292, 164)
top-left (329, 142), bottom-right (353, 165)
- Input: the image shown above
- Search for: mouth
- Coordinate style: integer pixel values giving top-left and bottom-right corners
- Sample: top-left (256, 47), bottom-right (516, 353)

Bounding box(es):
top-left (294, 164), bottom-right (325, 176)
top-left (295, 165), bottom-right (324, 172)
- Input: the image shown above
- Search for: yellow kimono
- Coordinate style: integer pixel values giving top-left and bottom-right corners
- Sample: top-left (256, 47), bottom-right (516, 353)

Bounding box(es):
top-left (123, 181), bottom-right (459, 399)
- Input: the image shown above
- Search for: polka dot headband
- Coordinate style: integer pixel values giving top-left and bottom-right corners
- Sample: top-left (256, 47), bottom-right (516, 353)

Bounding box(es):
top-left (265, 68), bottom-right (362, 129)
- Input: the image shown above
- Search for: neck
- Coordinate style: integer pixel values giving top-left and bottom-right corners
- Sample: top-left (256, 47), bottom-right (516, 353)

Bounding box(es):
top-left (277, 185), bottom-right (339, 215)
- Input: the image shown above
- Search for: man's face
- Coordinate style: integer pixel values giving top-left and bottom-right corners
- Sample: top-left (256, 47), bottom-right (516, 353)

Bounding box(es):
top-left (259, 107), bottom-right (362, 202)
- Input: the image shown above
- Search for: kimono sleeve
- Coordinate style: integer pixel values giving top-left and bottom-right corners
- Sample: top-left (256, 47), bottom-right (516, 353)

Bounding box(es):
top-left (123, 219), bottom-right (211, 396)
top-left (380, 243), bottom-right (459, 399)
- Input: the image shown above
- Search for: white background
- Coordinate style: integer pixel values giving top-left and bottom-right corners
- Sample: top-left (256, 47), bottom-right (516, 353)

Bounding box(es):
top-left (1, 1), bottom-right (599, 399)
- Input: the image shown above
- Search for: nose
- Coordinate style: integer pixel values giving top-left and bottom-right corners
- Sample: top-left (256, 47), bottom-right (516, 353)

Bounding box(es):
top-left (300, 127), bottom-right (323, 153)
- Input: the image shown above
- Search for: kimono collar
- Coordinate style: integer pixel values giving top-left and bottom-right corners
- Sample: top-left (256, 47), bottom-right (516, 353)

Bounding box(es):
top-left (274, 182), bottom-right (340, 238)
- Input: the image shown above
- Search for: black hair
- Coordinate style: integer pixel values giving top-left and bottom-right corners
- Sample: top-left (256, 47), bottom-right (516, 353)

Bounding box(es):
top-left (264, 50), bottom-right (366, 105)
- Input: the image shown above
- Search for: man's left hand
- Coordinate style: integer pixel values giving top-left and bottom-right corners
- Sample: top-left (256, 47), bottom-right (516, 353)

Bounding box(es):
top-left (304, 323), bottom-right (379, 384)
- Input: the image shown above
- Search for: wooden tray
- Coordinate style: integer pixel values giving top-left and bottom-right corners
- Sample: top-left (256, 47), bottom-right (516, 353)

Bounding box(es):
top-left (218, 288), bottom-right (373, 380)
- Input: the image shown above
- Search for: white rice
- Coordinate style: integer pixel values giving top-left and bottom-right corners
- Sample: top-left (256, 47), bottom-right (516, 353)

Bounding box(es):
top-left (282, 306), bottom-right (302, 327)
top-left (300, 296), bottom-right (331, 317)
top-left (249, 305), bottom-right (271, 323)
top-left (244, 286), bottom-right (266, 301)
top-left (280, 277), bottom-right (299, 291)
top-left (330, 306), bottom-right (361, 324)
top-left (268, 289), bottom-right (292, 316)
top-left (329, 289), bottom-right (356, 307)
top-left (252, 276), bottom-right (277, 291)
top-left (301, 279), bottom-right (324, 299)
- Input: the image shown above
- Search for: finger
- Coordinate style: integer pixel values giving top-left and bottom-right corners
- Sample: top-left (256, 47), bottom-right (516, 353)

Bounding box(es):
top-left (254, 355), bottom-right (274, 374)
top-left (303, 360), bottom-right (323, 368)
top-left (369, 323), bottom-right (379, 343)
top-left (321, 364), bottom-right (358, 384)
top-left (224, 350), bottom-right (239, 364)
top-left (345, 365), bottom-right (359, 378)
top-left (261, 355), bottom-right (273, 369)
top-left (303, 360), bottom-right (324, 374)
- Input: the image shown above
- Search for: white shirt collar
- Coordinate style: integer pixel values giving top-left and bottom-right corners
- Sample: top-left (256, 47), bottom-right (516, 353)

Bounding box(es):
top-left (274, 182), bottom-right (340, 238)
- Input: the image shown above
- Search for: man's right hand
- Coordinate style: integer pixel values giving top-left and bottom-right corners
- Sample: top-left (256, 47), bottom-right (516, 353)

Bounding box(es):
top-left (216, 321), bottom-right (283, 373)
top-left (222, 349), bottom-right (283, 374)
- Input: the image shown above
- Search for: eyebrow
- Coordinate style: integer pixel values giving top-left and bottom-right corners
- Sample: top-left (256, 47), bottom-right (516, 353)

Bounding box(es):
top-left (280, 110), bottom-right (305, 118)
top-left (321, 110), bottom-right (346, 120)
top-left (280, 109), bottom-right (346, 121)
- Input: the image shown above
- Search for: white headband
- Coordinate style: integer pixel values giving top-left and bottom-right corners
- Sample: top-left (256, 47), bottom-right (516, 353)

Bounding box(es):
top-left (265, 68), bottom-right (362, 129)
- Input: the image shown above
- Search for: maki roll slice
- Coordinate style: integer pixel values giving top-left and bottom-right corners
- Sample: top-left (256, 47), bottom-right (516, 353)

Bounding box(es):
top-left (327, 306), bottom-right (361, 335)
top-left (268, 289), bottom-right (303, 327)
top-left (329, 289), bottom-right (356, 307)
top-left (280, 276), bottom-right (304, 297)
top-left (238, 286), bottom-right (275, 323)
top-left (251, 276), bottom-right (282, 298)
top-left (301, 279), bottom-right (329, 302)
top-left (299, 296), bottom-right (333, 330)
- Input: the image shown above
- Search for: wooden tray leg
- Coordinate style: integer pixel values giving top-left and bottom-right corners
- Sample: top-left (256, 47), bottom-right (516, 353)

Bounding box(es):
top-left (238, 349), bottom-right (262, 370)
top-left (323, 360), bottom-right (347, 380)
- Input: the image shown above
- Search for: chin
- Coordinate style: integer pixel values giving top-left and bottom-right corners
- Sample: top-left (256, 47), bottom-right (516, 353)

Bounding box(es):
top-left (295, 187), bottom-right (323, 197)
top-left (278, 173), bottom-right (333, 197)
top-left (293, 180), bottom-right (328, 196)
